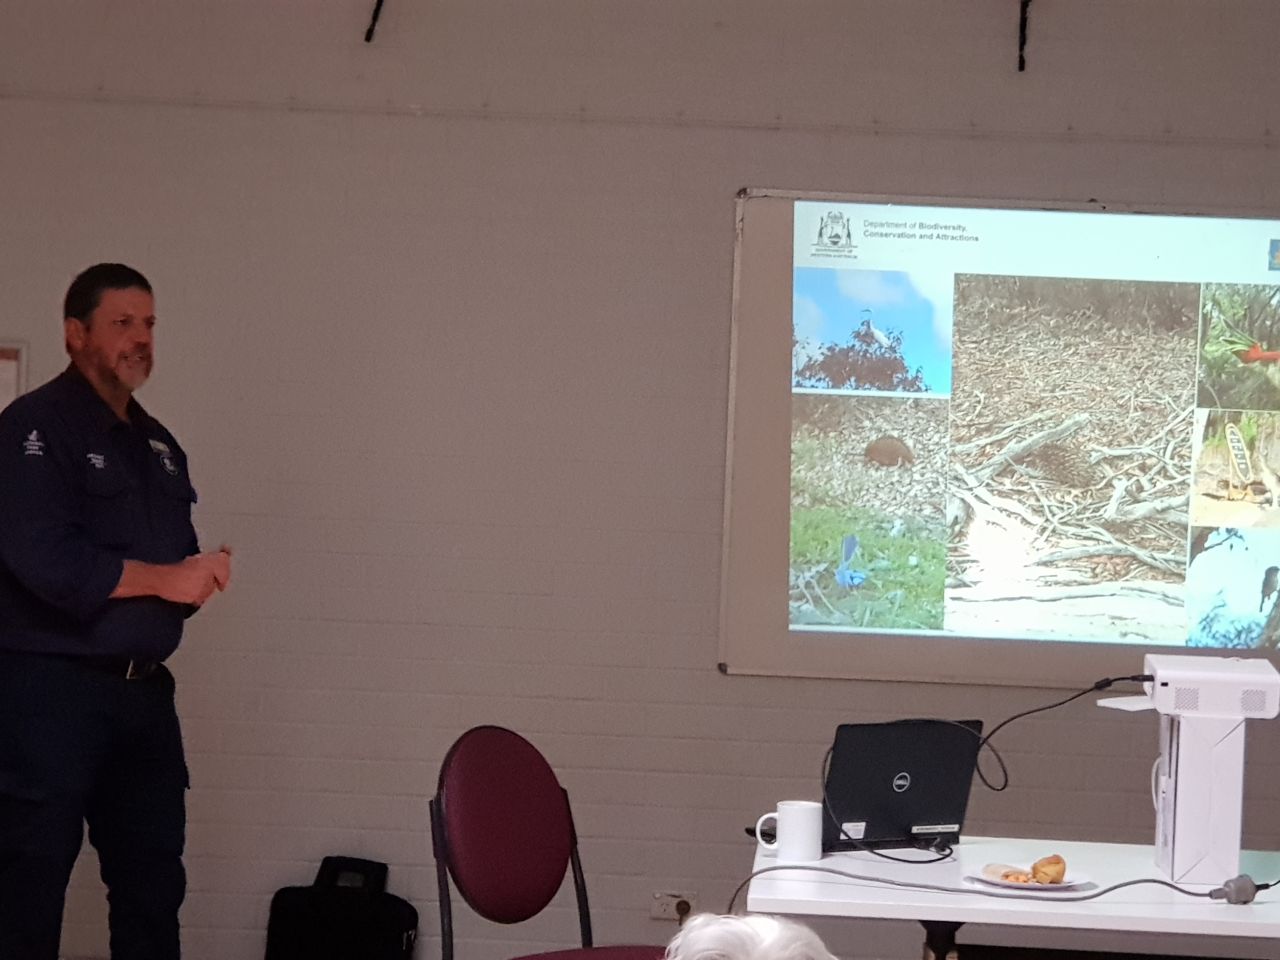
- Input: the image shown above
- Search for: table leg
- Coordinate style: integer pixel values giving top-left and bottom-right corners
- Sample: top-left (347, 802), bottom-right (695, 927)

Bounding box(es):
top-left (920, 920), bottom-right (963, 960)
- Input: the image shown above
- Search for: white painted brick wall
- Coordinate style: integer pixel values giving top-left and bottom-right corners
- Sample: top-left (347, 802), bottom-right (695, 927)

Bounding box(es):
top-left (3, 3), bottom-right (1279, 960)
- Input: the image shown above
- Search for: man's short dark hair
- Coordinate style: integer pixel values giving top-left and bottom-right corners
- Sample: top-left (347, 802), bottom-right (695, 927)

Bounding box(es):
top-left (64, 263), bottom-right (152, 324)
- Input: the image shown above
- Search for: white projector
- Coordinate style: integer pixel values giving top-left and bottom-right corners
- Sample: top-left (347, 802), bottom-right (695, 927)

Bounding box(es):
top-left (1099, 654), bottom-right (1280, 885)
top-left (1141, 654), bottom-right (1280, 720)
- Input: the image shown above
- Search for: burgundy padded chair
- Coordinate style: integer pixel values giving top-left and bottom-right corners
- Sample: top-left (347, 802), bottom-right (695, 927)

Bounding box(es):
top-left (429, 725), bottom-right (665, 960)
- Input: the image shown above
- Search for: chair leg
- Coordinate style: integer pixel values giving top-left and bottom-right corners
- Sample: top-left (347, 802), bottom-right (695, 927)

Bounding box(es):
top-left (566, 794), bottom-right (593, 948)
top-left (430, 797), bottom-right (455, 960)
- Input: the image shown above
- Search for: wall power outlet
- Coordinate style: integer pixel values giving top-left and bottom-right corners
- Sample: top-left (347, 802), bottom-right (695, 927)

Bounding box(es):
top-left (649, 890), bottom-right (698, 921)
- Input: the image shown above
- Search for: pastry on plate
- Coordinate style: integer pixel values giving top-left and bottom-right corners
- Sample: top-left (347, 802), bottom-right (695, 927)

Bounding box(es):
top-left (980, 855), bottom-right (1067, 885)
top-left (1032, 854), bottom-right (1066, 885)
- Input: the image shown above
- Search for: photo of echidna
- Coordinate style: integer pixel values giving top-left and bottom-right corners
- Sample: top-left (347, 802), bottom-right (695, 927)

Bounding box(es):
top-left (790, 393), bottom-right (948, 630)
top-left (865, 435), bottom-right (915, 467)
top-left (947, 273), bottom-right (1197, 645)
top-left (1020, 442), bottom-right (1098, 490)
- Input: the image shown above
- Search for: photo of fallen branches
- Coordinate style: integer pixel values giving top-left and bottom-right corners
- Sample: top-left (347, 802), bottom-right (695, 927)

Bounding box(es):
top-left (947, 275), bottom-right (1200, 644)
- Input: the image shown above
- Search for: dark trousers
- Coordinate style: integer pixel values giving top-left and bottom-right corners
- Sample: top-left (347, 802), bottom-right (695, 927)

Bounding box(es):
top-left (0, 652), bottom-right (188, 960)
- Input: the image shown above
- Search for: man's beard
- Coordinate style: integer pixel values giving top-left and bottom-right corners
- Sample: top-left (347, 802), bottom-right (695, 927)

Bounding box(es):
top-left (111, 352), bottom-right (151, 391)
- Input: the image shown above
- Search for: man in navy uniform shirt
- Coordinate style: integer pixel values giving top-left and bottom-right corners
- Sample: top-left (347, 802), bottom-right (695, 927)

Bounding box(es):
top-left (0, 264), bottom-right (232, 960)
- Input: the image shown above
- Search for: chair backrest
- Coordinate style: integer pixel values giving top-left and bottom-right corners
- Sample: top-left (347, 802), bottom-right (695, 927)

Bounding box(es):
top-left (432, 726), bottom-right (584, 928)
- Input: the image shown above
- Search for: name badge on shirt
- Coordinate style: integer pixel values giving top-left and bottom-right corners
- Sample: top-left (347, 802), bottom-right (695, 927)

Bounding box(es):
top-left (148, 438), bottom-right (179, 476)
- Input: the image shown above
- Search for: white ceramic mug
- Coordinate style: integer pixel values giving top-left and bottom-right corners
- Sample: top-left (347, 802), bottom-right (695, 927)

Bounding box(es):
top-left (755, 800), bottom-right (823, 862)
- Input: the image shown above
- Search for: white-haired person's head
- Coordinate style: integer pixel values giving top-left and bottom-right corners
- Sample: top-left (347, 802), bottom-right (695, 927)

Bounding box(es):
top-left (664, 913), bottom-right (838, 960)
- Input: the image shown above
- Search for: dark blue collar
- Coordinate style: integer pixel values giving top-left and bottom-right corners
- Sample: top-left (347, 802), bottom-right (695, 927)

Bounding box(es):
top-left (55, 364), bottom-right (152, 434)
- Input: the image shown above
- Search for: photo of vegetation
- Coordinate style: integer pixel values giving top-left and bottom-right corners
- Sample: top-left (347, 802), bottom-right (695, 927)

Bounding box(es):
top-left (790, 393), bottom-right (947, 630)
top-left (1198, 284), bottom-right (1280, 411)
top-left (947, 275), bottom-right (1198, 644)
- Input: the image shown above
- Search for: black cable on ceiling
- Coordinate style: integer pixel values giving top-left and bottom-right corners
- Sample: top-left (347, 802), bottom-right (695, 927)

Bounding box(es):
top-left (1018, 0), bottom-right (1033, 71)
top-left (364, 0), bottom-right (387, 42)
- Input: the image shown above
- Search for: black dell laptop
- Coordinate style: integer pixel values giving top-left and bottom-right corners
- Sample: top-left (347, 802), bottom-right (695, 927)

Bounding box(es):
top-left (821, 718), bottom-right (983, 852)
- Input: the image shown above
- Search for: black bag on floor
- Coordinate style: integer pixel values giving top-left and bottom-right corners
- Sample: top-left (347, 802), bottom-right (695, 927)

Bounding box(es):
top-left (265, 856), bottom-right (418, 959)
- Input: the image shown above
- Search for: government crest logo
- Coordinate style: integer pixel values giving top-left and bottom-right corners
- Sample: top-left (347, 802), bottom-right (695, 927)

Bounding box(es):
top-left (816, 211), bottom-right (853, 249)
top-left (811, 210), bottom-right (858, 260)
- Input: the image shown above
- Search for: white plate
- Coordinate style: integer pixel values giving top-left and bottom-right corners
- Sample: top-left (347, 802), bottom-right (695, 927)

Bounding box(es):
top-left (966, 871), bottom-right (1091, 891)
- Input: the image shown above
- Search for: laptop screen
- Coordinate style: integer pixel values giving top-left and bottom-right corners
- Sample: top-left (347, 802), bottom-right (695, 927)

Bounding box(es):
top-left (822, 718), bottom-right (983, 852)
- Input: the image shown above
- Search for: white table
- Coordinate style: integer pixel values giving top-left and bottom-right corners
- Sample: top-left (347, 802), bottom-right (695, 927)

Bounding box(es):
top-left (747, 837), bottom-right (1280, 957)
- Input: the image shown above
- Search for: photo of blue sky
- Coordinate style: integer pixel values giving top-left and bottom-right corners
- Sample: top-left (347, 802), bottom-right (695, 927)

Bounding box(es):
top-left (793, 267), bottom-right (954, 395)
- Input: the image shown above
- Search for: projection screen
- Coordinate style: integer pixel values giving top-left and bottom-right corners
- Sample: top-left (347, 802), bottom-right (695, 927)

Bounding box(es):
top-left (720, 189), bottom-right (1280, 686)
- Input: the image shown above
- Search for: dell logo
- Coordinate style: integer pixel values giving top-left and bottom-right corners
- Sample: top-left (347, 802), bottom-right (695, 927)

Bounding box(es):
top-left (892, 772), bottom-right (911, 792)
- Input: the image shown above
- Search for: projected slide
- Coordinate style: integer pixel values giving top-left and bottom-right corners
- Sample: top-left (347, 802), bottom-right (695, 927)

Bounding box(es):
top-left (789, 200), bottom-right (1280, 648)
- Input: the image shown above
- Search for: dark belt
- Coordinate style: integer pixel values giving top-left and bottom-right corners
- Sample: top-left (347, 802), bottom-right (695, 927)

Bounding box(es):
top-left (77, 656), bottom-right (161, 680)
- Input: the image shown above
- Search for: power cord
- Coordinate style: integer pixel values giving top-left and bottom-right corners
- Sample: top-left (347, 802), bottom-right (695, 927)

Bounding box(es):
top-left (972, 674), bottom-right (1153, 791)
top-left (725, 864), bottom-right (1273, 914)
